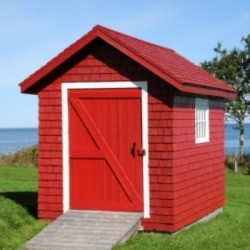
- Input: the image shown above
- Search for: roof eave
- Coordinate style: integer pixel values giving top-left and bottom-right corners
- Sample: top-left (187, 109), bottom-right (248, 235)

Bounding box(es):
top-left (181, 84), bottom-right (237, 99)
top-left (19, 28), bottom-right (98, 93)
top-left (19, 26), bottom-right (187, 94)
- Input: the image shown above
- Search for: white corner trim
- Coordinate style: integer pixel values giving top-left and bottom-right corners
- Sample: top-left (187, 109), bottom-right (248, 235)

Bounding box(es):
top-left (141, 83), bottom-right (149, 218)
top-left (61, 81), bottom-right (150, 218)
top-left (62, 85), bottom-right (69, 212)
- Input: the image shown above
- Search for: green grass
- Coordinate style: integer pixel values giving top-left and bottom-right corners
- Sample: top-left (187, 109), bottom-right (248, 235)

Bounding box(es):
top-left (115, 171), bottom-right (250, 250)
top-left (0, 167), bottom-right (46, 250)
top-left (0, 168), bottom-right (249, 250)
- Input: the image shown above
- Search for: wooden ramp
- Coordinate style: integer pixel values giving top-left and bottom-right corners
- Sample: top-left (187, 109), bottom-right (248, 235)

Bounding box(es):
top-left (23, 210), bottom-right (143, 250)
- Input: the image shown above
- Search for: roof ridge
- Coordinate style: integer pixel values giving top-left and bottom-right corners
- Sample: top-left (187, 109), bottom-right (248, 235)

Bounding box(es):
top-left (94, 25), bottom-right (175, 53)
top-left (95, 26), bottom-right (235, 94)
top-left (93, 25), bottom-right (183, 85)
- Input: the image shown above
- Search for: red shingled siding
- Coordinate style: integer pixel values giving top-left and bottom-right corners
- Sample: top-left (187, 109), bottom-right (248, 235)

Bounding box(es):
top-left (142, 83), bottom-right (174, 232)
top-left (37, 40), bottom-right (225, 233)
top-left (170, 96), bottom-right (225, 232)
top-left (37, 41), bottom-right (175, 227)
top-left (142, 96), bottom-right (225, 232)
top-left (38, 86), bottom-right (63, 220)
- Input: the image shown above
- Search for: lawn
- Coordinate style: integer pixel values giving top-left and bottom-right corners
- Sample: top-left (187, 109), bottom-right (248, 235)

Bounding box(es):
top-left (0, 168), bottom-right (249, 250)
top-left (115, 171), bottom-right (250, 250)
top-left (0, 167), bottom-right (46, 249)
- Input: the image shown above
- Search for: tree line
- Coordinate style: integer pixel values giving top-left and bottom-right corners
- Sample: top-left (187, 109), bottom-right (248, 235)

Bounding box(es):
top-left (201, 35), bottom-right (250, 158)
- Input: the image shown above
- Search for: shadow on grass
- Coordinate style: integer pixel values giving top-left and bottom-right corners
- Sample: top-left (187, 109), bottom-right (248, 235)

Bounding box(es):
top-left (1, 192), bottom-right (38, 218)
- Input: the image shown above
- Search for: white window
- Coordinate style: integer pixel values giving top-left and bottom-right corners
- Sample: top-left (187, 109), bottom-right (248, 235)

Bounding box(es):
top-left (195, 98), bottom-right (209, 143)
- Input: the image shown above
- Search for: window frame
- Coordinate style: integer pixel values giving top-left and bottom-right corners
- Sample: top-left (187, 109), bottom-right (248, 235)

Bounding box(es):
top-left (195, 98), bottom-right (209, 143)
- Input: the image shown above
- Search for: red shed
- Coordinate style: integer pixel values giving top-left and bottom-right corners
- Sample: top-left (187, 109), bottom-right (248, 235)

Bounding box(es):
top-left (19, 25), bottom-right (236, 233)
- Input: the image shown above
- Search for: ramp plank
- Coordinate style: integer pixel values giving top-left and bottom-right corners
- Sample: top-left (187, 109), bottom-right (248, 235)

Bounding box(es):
top-left (23, 210), bottom-right (142, 250)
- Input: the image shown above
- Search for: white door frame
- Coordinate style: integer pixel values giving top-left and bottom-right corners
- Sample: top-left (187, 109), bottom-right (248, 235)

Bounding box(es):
top-left (61, 81), bottom-right (150, 218)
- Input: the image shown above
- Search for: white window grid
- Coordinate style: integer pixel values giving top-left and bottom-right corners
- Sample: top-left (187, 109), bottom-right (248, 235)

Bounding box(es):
top-left (195, 98), bottom-right (209, 143)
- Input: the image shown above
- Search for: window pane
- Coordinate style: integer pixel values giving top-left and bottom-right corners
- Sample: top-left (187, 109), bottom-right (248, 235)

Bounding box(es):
top-left (195, 98), bottom-right (209, 143)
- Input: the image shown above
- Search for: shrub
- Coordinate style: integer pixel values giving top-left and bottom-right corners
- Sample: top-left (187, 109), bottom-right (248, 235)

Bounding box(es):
top-left (0, 145), bottom-right (38, 167)
top-left (225, 155), bottom-right (235, 170)
top-left (225, 154), bottom-right (250, 174)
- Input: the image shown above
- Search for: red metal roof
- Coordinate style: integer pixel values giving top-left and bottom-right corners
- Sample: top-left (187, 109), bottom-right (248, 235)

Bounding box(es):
top-left (19, 25), bottom-right (236, 98)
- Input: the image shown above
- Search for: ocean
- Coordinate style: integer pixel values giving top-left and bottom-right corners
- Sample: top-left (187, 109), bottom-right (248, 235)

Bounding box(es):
top-left (0, 125), bottom-right (249, 156)
top-left (0, 128), bottom-right (38, 155)
top-left (225, 123), bottom-right (250, 155)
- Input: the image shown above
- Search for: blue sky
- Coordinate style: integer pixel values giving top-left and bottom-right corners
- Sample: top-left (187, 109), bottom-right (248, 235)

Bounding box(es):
top-left (0, 0), bottom-right (249, 128)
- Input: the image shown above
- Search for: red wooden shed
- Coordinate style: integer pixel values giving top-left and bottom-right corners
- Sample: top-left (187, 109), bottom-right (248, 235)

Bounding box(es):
top-left (19, 25), bottom-right (236, 233)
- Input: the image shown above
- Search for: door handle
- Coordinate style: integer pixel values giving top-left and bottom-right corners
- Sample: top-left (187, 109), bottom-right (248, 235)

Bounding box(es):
top-left (130, 142), bottom-right (136, 158)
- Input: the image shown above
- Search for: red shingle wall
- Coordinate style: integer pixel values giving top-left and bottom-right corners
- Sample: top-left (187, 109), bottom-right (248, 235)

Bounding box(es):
top-left (38, 84), bottom-right (63, 219)
top-left (170, 95), bottom-right (225, 232)
top-left (37, 40), bottom-right (175, 228)
top-left (142, 83), bottom-right (174, 232)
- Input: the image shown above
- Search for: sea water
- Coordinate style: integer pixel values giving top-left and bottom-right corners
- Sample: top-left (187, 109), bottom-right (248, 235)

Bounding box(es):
top-left (225, 123), bottom-right (250, 155)
top-left (0, 128), bottom-right (38, 155)
top-left (0, 125), bottom-right (249, 156)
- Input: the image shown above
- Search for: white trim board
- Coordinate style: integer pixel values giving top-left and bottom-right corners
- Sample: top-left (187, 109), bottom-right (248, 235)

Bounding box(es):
top-left (62, 81), bottom-right (150, 218)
